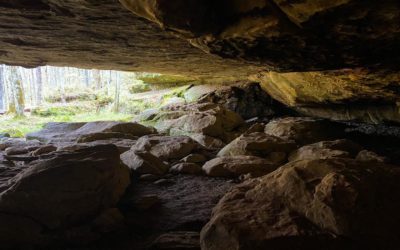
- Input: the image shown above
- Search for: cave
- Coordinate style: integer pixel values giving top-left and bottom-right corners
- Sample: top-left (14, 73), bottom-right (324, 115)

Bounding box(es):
top-left (0, 1), bottom-right (400, 249)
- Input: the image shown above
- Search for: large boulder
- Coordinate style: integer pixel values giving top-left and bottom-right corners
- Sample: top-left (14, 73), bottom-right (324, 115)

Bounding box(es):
top-left (154, 103), bottom-right (244, 141)
top-left (218, 132), bottom-right (296, 158)
top-left (264, 117), bottom-right (343, 145)
top-left (27, 121), bottom-right (155, 144)
top-left (132, 135), bottom-right (199, 161)
top-left (0, 144), bottom-right (130, 248)
top-left (288, 139), bottom-right (363, 162)
top-left (202, 155), bottom-right (284, 178)
top-left (201, 158), bottom-right (400, 250)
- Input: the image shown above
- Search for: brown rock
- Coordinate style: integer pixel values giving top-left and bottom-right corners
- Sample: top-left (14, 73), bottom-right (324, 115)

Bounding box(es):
top-left (202, 155), bottom-right (283, 178)
top-left (288, 139), bottom-right (363, 162)
top-left (133, 135), bottom-right (199, 161)
top-left (264, 117), bottom-right (343, 145)
top-left (356, 150), bottom-right (388, 163)
top-left (0, 144), bottom-right (130, 247)
top-left (121, 150), bottom-right (169, 175)
top-left (201, 158), bottom-right (400, 249)
top-left (218, 132), bottom-right (296, 158)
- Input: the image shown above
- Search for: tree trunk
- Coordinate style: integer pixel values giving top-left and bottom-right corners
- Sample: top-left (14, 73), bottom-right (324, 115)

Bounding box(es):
top-left (36, 67), bottom-right (43, 105)
top-left (113, 71), bottom-right (120, 113)
top-left (93, 69), bottom-right (101, 90)
top-left (8, 66), bottom-right (25, 116)
top-left (0, 65), bottom-right (5, 112)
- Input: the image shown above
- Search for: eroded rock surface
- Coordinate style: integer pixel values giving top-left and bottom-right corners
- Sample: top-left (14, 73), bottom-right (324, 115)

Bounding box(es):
top-left (201, 158), bottom-right (400, 250)
top-left (0, 144), bottom-right (130, 248)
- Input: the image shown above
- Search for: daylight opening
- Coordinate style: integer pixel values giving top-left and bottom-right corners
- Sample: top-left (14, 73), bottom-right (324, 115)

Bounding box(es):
top-left (0, 65), bottom-right (196, 137)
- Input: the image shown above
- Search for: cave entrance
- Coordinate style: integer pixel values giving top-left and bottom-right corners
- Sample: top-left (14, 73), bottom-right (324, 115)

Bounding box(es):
top-left (0, 65), bottom-right (196, 137)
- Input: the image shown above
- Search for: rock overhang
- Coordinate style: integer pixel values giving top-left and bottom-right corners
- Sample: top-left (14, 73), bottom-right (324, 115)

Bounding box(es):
top-left (0, 0), bottom-right (400, 123)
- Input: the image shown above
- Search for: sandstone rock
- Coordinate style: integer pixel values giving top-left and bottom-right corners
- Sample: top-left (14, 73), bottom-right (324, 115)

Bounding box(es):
top-left (189, 134), bottom-right (226, 150)
top-left (121, 150), bottom-right (169, 175)
top-left (197, 83), bottom-right (290, 119)
top-left (132, 135), bottom-right (199, 161)
top-left (77, 132), bottom-right (138, 143)
top-left (181, 154), bottom-right (208, 164)
top-left (4, 146), bottom-right (29, 156)
top-left (134, 108), bottom-right (159, 122)
top-left (265, 117), bottom-right (343, 145)
top-left (218, 132), bottom-right (296, 158)
top-left (356, 150), bottom-right (388, 163)
top-left (27, 121), bottom-right (155, 144)
top-left (288, 139), bottom-right (363, 162)
top-left (201, 158), bottom-right (400, 249)
top-left (30, 145), bottom-right (58, 156)
top-left (170, 163), bottom-right (203, 175)
top-left (155, 103), bottom-right (243, 140)
top-left (0, 144), bottom-right (130, 247)
top-left (202, 156), bottom-right (283, 178)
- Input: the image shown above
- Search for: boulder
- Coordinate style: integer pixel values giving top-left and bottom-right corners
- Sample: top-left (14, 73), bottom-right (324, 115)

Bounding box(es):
top-left (218, 132), bottom-right (296, 158)
top-left (121, 150), bottom-right (169, 175)
top-left (170, 163), bottom-right (203, 175)
top-left (202, 155), bottom-right (284, 178)
top-left (356, 150), bottom-right (388, 163)
top-left (264, 117), bottom-right (343, 145)
top-left (27, 121), bottom-right (155, 144)
top-left (189, 134), bottom-right (226, 150)
top-left (201, 158), bottom-right (400, 250)
top-left (0, 144), bottom-right (130, 248)
top-left (4, 146), bottom-right (30, 156)
top-left (132, 135), bottom-right (199, 161)
top-left (288, 139), bottom-right (363, 162)
top-left (154, 103), bottom-right (244, 140)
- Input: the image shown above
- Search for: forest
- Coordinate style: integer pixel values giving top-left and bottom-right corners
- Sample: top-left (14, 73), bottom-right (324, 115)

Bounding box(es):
top-left (0, 65), bottom-right (196, 137)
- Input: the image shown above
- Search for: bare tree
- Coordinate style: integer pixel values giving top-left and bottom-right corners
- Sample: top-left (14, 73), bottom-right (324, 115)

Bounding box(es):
top-left (0, 65), bottom-right (4, 112)
top-left (7, 66), bottom-right (25, 116)
top-left (36, 67), bottom-right (43, 105)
